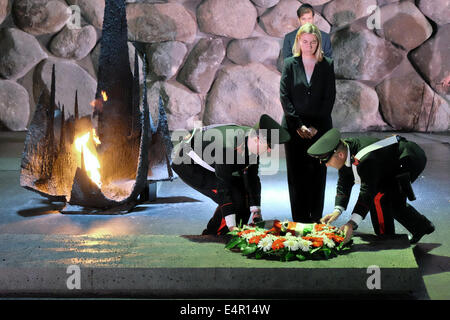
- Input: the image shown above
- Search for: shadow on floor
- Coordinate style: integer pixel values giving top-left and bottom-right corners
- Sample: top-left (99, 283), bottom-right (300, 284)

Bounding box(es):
top-left (147, 196), bottom-right (201, 204)
top-left (413, 243), bottom-right (450, 276)
top-left (17, 200), bottom-right (65, 217)
top-left (181, 234), bottom-right (230, 244)
top-left (17, 196), bottom-right (201, 217)
top-left (351, 233), bottom-right (411, 252)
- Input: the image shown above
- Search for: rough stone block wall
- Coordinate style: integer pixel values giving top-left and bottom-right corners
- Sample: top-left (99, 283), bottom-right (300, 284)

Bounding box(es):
top-left (0, 0), bottom-right (448, 132)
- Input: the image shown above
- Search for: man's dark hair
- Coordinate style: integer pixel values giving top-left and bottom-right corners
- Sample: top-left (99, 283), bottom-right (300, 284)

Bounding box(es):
top-left (297, 3), bottom-right (315, 18)
top-left (336, 140), bottom-right (347, 152)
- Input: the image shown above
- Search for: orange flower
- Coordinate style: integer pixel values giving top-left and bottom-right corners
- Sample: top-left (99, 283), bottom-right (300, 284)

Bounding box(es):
top-left (302, 236), bottom-right (320, 241)
top-left (312, 240), bottom-right (323, 248)
top-left (271, 238), bottom-right (286, 251)
top-left (315, 224), bottom-right (326, 232)
top-left (248, 235), bottom-right (263, 244)
top-left (325, 232), bottom-right (334, 239)
top-left (302, 236), bottom-right (324, 247)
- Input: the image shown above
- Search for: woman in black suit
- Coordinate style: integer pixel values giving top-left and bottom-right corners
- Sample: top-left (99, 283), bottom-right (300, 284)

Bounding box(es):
top-left (280, 23), bottom-right (336, 223)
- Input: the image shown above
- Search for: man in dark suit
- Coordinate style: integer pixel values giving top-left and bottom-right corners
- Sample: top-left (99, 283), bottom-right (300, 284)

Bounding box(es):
top-left (308, 128), bottom-right (435, 245)
top-left (282, 3), bottom-right (333, 60)
top-left (171, 115), bottom-right (290, 235)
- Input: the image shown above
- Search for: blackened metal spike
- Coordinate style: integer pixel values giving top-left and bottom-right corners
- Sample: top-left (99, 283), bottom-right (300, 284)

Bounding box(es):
top-left (165, 152), bottom-right (174, 180)
top-left (60, 105), bottom-right (65, 151)
top-left (142, 53), bottom-right (155, 136)
top-left (138, 50), bottom-right (151, 200)
top-left (134, 47), bottom-right (139, 81)
top-left (48, 64), bottom-right (56, 161)
top-left (96, 0), bottom-right (132, 106)
top-left (142, 54), bottom-right (150, 135)
top-left (157, 95), bottom-right (171, 144)
top-left (74, 90), bottom-right (79, 120)
top-left (95, 0), bottom-right (134, 143)
top-left (131, 45), bottom-right (140, 134)
top-left (142, 53), bottom-right (148, 110)
top-left (50, 64), bottom-right (56, 117)
top-left (157, 95), bottom-right (173, 180)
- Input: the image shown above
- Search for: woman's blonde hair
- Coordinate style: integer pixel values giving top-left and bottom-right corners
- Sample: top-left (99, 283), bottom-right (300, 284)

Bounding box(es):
top-left (292, 23), bottom-right (323, 61)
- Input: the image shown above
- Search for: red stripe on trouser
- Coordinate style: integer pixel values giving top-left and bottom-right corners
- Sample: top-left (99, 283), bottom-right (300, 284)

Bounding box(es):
top-left (216, 203), bottom-right (232, 234)
top-left (374, 192), bottom-right (385, 235)
top-left (217, 218), bottom-right (227, 234)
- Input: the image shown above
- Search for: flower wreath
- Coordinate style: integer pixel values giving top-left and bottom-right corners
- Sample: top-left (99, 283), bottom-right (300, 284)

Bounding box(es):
top-left (226, 220), bottom-right (352, 261)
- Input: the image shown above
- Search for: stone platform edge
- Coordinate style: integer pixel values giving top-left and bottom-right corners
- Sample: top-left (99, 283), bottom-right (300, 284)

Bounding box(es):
top-left (0, 266), bottom-right (421, 298)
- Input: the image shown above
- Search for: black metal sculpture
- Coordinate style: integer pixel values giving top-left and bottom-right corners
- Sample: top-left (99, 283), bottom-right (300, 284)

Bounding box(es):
top-left (20, 0), bottom-right (173, 213)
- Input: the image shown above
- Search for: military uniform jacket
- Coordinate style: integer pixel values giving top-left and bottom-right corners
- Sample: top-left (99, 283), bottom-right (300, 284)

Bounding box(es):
top-left (336, 136), bottom-right (422, 219)
top-left (280, 55), bottom-right (336, 134)
top-left (174, 125), bottom-right (261, 217)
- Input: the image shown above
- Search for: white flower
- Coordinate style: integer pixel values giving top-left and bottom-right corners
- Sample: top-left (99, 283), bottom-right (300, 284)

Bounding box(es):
top-left (241, 231), bottom-right (258, 240)
top-left (298, 239), bottom-right (312, 252)
top-left (323, 237), bottom-right (335, 248)
top-left (257, 236), bottom-right (274, 252)
top-left (283, 238), bottom-right (300, 251)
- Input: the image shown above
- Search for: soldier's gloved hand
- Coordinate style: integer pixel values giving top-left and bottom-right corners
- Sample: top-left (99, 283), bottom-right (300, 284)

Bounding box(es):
top-left (250, 206), bottom-right (262, 223)
top-left (320, 210), bottom-right (341, 225)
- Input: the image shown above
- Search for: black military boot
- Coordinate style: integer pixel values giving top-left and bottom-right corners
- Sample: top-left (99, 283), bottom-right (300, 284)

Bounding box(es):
top-left (409, 220), bottom-right (435, 244)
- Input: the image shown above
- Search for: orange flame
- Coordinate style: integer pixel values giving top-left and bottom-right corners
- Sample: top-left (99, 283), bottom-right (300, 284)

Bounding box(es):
top-left (75, 129), bottom-right (102, 187)
top-left (90, 91), bottom-right (108, 109)
top-left (101, 91), bottom-right (108, 102)
top-left (92, 129), bottom-right (101, 145)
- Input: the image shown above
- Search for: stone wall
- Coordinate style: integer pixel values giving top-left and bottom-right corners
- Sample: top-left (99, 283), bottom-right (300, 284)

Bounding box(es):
top-left (0, 0), bottom-right (449, 132)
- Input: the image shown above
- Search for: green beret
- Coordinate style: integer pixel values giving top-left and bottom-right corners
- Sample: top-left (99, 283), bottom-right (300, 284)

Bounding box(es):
top-left (254, 114), bottom-right (291, 148)
top-left (307, 128), bottom-right (341, 162)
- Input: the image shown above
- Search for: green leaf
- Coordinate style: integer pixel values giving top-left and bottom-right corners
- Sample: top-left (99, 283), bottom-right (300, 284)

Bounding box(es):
top-left (296, 254), bottom-right (306, 261)
top-left (302, 224), bottom-right (314, 235)
top-left (225, 238), bottom-right (244, 249)
top-left (255, 252), bottom-right (263, 259)
top-left (238, 241), bottom-right (248, 250)
top-left (310, 247), bottom-right (321, 254)
top-left (322, 247), bottom-right (331, 259)
top-left (285, 252), bottom-right (296, 261)
top-left (242, 246), bottom-right (257, 255)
